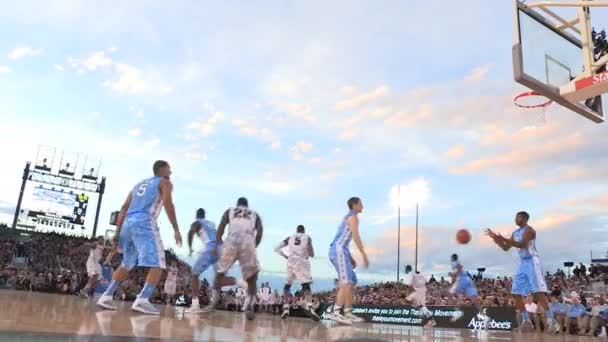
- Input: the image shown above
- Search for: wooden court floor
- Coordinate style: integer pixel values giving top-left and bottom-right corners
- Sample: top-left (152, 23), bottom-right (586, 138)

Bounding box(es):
top-left (0, 291), bottom-right (600, 341)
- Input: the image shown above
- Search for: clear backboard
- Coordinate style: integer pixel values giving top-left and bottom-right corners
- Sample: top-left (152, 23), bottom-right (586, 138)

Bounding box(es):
top-left (513, 0), bottom-right (608, 123)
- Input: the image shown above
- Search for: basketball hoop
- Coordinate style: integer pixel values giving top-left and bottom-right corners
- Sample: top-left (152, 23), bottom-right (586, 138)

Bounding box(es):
top-left (513, 91), bottom-right (554, 126)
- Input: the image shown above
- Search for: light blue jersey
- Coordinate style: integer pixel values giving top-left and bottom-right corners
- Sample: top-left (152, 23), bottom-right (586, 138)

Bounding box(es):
top-left (450, 260), bottom-right (477, 297)
top-left (119, 176), bottom-right (166, 270)
top-left (330, 211), bottom-right (355, 251)
top-left (513, 225), bottom-right (538, 259)
top-left (511, 225), bottom-right (548, 296)
top-left (126, 176), bottom-right (164, 222)
top-left (197, 219), bottom-right (218, 250)
top-left (329, 211), bottom-right (357, 285)
top-left (191, 219), bottom-right (219, 276)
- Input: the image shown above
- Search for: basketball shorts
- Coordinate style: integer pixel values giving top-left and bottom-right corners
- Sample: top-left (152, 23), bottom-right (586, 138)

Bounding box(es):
top-left (451, 276), bottom-right (478, 297)
top-left (407, 288), bottom-right (427, 307)
top-left (286, 258), bottom-right (312, 284)
top-left (217, 235), bottom-right (260, 280)
top-left (511, 256), bottom-right (548, 296)
top-left (164, 281), bottom-right (176, 295)
top-left (329, 246), bottom-right (357, 286)
top-left (119, 218), bottom-right (166, 270)
top-left (86, 261), bottom-right (102, 278)
top-left (192, 246), bottom-right (220, 276)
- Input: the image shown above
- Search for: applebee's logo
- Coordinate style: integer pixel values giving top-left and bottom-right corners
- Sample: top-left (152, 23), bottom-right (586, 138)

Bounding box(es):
top-left (467, 316), bottom-right (512, 330)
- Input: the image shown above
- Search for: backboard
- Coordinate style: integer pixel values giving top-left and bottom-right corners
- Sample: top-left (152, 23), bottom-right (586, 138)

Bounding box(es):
top-left (513, 0), bottom-right (608, 123)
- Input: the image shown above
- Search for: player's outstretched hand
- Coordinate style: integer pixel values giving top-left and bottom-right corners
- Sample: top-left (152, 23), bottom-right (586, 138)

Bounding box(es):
top-left (484, 228), bottom-right (497, 239)
top-left (362, 254), bottom-right (370, 269)
top-left (174, 230), bottom-right (183, 247)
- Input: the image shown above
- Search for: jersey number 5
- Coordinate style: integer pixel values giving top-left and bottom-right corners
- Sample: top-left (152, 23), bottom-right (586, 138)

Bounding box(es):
top-left (294, 237), bottom-right (301, 246)
top-left (136, 182), bottom-right (149, 196)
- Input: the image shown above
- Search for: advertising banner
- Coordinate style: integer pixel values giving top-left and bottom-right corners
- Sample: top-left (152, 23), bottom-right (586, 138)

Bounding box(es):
top-left (319, 304), bottom-right (516, 331)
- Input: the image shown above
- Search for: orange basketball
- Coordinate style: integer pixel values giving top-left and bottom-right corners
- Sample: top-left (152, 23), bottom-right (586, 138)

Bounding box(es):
top-left (456, 229), bottom-right (471, 244)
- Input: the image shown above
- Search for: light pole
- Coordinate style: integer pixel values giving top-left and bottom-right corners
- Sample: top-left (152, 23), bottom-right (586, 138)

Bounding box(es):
top-left (415, 203), bottom-right (419, 272)
top-left (397, 185), bottom-right (401, 283)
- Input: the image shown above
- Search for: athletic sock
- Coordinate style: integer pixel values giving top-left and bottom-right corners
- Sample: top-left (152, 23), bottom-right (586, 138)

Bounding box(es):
top-left (102, 280), bottom-right (120, 297)
top-left (137, 283), bottom-right (156, 300)
top-left (344, 307), bottom-right (352, 315)
top-left (334, 305), bottom-right (342, 315)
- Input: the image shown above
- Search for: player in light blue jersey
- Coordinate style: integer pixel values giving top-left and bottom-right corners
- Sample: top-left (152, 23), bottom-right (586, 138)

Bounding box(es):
top-left (486, 211), bottom-right (557, 333)
top-left (185, 208), bottom-right (244, 313)
top-left (327, 197), bottom-right (369, 325)
top-left (97, 160), bottom-right (183, 315)
top-left (449, 254), bottom-right (488, 328)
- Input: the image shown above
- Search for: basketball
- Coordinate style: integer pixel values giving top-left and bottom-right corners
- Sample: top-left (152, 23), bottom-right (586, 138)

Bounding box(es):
top-left (456, 229), bottom-right (471, 244)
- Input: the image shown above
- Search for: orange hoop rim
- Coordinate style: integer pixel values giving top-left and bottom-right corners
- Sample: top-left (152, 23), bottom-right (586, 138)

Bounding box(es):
top-left (513, 91), bottom-right (554, 109)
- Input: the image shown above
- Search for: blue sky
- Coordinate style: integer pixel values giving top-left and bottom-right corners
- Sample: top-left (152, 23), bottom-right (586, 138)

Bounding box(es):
top-left (1, 1), bottom-right (608, 290)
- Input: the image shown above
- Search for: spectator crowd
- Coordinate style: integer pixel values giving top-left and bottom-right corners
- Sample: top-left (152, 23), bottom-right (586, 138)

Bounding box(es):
top-left (1, 225), bottom-right (607, 335)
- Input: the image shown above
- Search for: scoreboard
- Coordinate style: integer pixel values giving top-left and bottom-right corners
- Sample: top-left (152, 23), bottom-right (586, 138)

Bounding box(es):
top-left (26, 186), bottom-right (89, 225)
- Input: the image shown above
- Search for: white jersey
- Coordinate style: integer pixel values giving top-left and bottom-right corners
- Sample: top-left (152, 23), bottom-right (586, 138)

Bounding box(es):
top-left (224, 206), bottom-right (260, 238)
top-left (283, 233), bottom-right (312, 261)
top-left (411, 273), bottom-right (426, 290)
top-left (262, 286), bottom-right (271, 299)
top-left (88, 244), bottom-right (103, 265)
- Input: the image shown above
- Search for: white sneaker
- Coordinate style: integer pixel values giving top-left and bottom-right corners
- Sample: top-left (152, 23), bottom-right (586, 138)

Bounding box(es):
top-left (96, 295), bottom-right (117, 310)
top-left (327, 312), bottom-right (353, 325)
top-left (344, 312), bottom-right (364, 323)
top-left (546, 318), bottom-right (559, 334)
top-left (519, 319), bottom-right (534, 332)
top-left (131, 298), bottom-right (160, 315)
top-left (200, 303), bottom-right (216, 313)
top-left (185, 305), bottom-right (202, 314)
top-left (598, 327), bottom-right (607, 337)
top-left (425, 319), bottom-right (437, 328)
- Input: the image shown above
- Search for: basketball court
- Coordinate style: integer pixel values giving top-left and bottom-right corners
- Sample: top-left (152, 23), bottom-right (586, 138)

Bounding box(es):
top-left (0, 291), bottom-right (599, 341)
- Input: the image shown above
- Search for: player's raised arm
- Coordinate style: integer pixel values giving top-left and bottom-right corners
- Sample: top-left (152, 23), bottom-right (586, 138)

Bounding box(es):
top-left (308, 236), bottom-right (315, 258)
top-left (254, 215), bottom-right (263, 247)
top-left (485, 228), bottom-right (511, 251)
top-left (160, 178), bottom-right (181, 247)
top-left (349, 215), bottom-right (369, 268)
top-left (216, 209), bottom-right (230, 244)
top-left (188, 221), bottom-right (202, 256)
top-left (274, 238), bottom-right (289, 259)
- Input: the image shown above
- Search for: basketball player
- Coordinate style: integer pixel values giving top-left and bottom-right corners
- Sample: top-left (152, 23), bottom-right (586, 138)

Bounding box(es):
top-left (404, 265), bottom-right (435, 327)
top-left (79, 236), bottom-right (105, 298)
top-left (97, 160), bottom-right (183, 315)
top-left (275, 225), bottom-right (320, 321)
top-left (485, 211), bottom-right (556, 332)
top-left (203, 197), bottom-right (263, 321)
top-left (261, 283), bottom-right (272, 313)
top-left (235, 285), bottom-right (247, 312)
top-left (163, 260), bottom-right (178, 305)
top-left (448, 254), bottom-right (489, 328)
top-left (327, 197), bottom-right (369, 325)
top-left (185, 208), bottom-right (245, 313)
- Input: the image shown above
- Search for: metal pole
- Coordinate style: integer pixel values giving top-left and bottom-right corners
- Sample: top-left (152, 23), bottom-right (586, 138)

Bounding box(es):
top-left (92, 177), bottom-right (106, 238)
top-left (415, 203), bottom-right (419, 272)
top-left (397, 185), bottom-right (401, 283)
top-left (12, 162), bottom-right (31, 229)
top-left (578, 1), bottom-right (594, 77)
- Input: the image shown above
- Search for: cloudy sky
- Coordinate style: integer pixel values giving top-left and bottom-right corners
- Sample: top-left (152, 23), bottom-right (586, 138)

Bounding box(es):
top-left (1, 1), bottom-right (607, 289)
